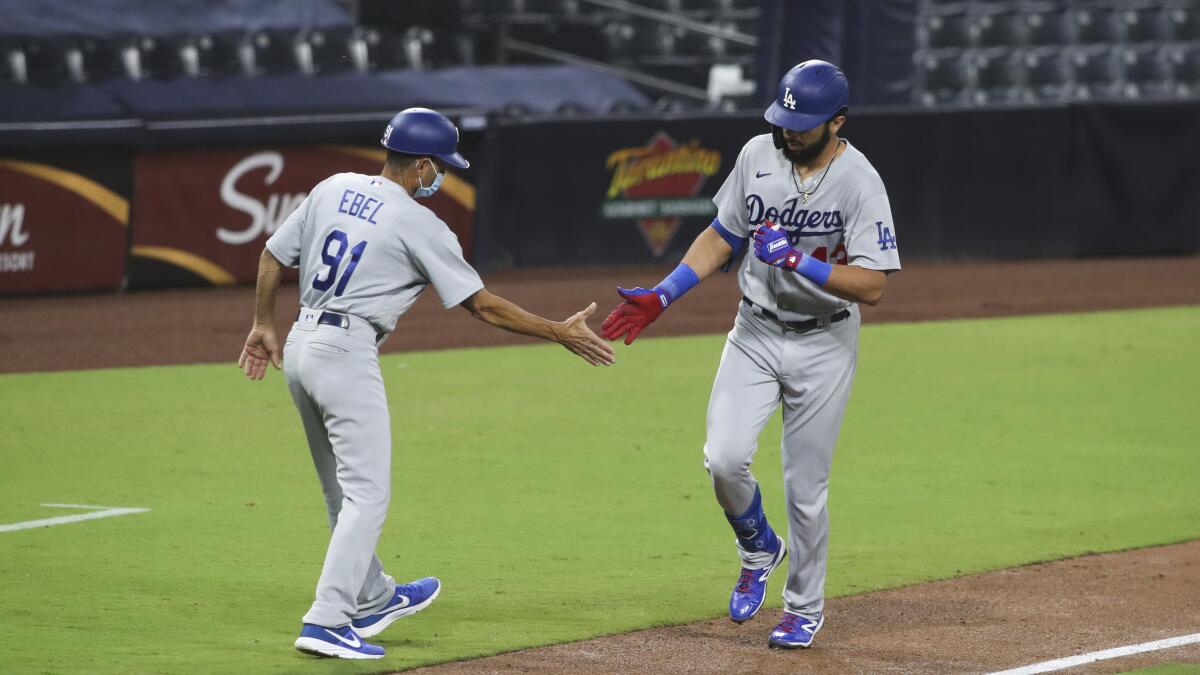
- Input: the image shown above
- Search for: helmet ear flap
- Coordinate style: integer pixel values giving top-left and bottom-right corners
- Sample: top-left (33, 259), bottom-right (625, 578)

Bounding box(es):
top-left (772, 125), bottom-right (784, 150)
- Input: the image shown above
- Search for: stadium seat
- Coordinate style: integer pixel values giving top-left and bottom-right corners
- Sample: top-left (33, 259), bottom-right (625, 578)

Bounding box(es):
top-left (1024, 9), bottom-right (1073, 47)
top-left (601, 21), bottom-right (636, 61)
top-left (1121, 6), bottom-right (1170, 43)
top-left (920, 11), bottom-right (972, 49)
top-left (1068, 46), bottom-right (1123, 100)
top-left (305, 28), bottom-right (359, 74)
top-left (1018, 48), bottom-right (1071, 103)
top-left (1164, 42), bottom-right (1200, 96)
top-left (1072, 7), bottom-right (1123, 45)
top-left (972, 9), bottom-right (1023, 48)
top-left (358, 28), bottom-right (408, 72)
top-left (916, 50), bottom-right (971, 105)
top-left (1165, 5), bottom-right (1200, 41)
top-left (218, 30), bottom-right (298, 76)
top-left (969, 48), bottom-right (1023, 104)
top-left (1121, 44), bottom-right (1172, 99)
top-left (0, 44), bottom-right (24, 84)
top-left (21, 40), bottom-right (70, 85)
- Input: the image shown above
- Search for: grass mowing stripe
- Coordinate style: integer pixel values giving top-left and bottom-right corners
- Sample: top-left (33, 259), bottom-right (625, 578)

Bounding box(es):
top-left (0, 306), bottom-right (1196, 673)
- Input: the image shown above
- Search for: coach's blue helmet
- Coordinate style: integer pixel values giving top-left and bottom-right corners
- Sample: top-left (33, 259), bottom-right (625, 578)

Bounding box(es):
top-left (764, 60), bottom-right (849, 132)
top-left (380, 107), bottom-right (469, 169)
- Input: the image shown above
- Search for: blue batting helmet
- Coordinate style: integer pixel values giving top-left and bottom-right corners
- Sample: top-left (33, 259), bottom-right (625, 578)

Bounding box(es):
top-left (380, 107), bottom-right (469, 169)
top-left (763, 60), bottom-right (849, 132)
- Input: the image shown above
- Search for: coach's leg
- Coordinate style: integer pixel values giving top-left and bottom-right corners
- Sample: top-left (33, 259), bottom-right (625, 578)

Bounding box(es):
top-left (777, 313), bottom-right (859, 618)
top-left (704, 307), bottom-right (784, 563)
top-left (300, 334), bottom-right (394, 628)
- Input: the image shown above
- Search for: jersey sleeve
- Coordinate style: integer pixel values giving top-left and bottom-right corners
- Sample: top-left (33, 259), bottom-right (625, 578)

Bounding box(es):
top-left (844, 191), bottom-right (901, 272)
top-left (712, 144), bottom-right (749, 238)
top-left (265, 189), bottom-right (315, 268)
top-left (412, 229), bottom-right (485, 309)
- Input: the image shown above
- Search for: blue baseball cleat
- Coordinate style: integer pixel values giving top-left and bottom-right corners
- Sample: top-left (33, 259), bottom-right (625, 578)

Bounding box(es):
top-left (351, 576), bottom-right (442, 638)
top-left (767, 611), bottom-right (824, 649)
top-left (294, 623), bottom-right (384, 659)
top-left (729, 535), bottom-right (786, 623)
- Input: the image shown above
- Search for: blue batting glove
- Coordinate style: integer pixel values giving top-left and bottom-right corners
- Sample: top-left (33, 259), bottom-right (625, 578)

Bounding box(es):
top-left (752, 222), bottom-right (800, 271)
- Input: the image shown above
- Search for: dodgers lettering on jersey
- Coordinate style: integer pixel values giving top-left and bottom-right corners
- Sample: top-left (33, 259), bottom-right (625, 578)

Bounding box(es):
top-left (265, 173), bottom-right (483, 334)
top-left (712, 134), bottom-right (901, 321)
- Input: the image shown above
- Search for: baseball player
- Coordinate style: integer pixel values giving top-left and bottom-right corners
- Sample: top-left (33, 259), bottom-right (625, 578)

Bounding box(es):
top-left (238, 107), bottom-right (615, 660)
top-left (602, 61), bottom-right (900, 649)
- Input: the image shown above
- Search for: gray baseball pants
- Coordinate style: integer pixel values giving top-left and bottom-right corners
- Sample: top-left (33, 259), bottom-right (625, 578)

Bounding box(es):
top-left (283, 312), bottom-right (397, 628)
top-left (703, 301), bottom-right (859, 617)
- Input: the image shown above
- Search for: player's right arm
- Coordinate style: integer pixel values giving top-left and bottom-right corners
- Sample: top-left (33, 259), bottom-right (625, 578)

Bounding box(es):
top-left (460, 290), bottom-right (615, 366)
top-left (238, 247), bottom-right (286, 380)
top-left (239, 184), bottom-right (314, 380)
top-left (599, 225), bottom-right (734, 346)
top-left (602, 139), bottom-right (752, 345)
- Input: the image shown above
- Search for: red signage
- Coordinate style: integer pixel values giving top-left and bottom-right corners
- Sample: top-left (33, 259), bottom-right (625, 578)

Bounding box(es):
top-left (131, 145), bottom-right (475, 285)
top-left (0, 159), bottom-right (127, 295)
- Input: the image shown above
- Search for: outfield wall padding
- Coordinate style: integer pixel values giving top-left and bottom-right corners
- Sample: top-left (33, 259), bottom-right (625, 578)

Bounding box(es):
top-left (477, 101), bottom-right (1199, 270)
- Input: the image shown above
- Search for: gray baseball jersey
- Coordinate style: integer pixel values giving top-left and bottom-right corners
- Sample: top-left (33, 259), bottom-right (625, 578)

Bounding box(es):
top-left (703, 135), bottom-right (900, 620)
top-left (266, 172), bottom-right (483, 334)
top-left (713, 135), bottom-right (901, 321)
top-left (266, 172), bottom-right (482, 629)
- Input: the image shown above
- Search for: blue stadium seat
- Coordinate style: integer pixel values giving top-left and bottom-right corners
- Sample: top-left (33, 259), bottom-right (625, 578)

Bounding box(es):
top-left (968, 48), bottom-right (1023, 104)
top-left (1018, 48), bottom-right (1071, 103)
top-left (916, 50), bottom-right (971, 106)
top-left (1164, 42), bottom-right (1200, 96)
top-left (1121, 6), bottom-right (1170, 44)
top-left (1165, 5), bottom-right (1200, 41)
top-left (314, 27), bottom-right (373, 73)
top-left (972, 9), bottom-right (1023, 48)
top-left (1024, 8), bottom-right (1073, 47)
top-left (921, 11), bottom-right (972, 49)
top-left (1068, 46), bottom-right (1123, 100)
top-left (1072, 7), bottom-right (1123, 45)
top-left (1121, 44), bottom-right (1172, 99)
top-left (358, 28), bottom-right (408, 71)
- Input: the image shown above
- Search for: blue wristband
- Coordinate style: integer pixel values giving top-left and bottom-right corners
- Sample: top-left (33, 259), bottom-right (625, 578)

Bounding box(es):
top-left (654, 263), bottom-right (700, 306)
top-left (794, 254), bottom-right (833, 286)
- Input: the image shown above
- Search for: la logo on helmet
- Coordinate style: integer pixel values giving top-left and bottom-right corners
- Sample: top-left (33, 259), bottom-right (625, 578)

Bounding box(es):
top-left (783, 87), bottom-right (797, 110)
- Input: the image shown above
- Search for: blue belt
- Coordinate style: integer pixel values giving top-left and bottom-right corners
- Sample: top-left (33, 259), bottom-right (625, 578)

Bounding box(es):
top-left (296, 309), bottom-right (350, 329)
top-left (742, 297), bottom-right (850, 333)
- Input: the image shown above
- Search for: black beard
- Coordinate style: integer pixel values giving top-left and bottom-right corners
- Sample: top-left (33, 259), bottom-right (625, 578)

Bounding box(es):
top-left (781, 123), bottom-right (831, 165)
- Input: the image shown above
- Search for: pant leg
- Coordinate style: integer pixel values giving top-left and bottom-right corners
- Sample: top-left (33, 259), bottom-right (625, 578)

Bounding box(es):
top-left (286, 326), bottom-right (395, 628)
top-left (777, 311), bottom-right (860, 617)
top-left (703, 307), bottom-right (785, 522)
top-left (285, 343), bottom-right (394, 619)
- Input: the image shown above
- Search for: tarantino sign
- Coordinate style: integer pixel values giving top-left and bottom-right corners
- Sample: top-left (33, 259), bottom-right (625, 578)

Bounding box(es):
top-left (601, 132), bottom-right (721, 257)
top-left (130, 145), bottom-right (476, 286)
top-left (0, 158), bottom-right (128, 295)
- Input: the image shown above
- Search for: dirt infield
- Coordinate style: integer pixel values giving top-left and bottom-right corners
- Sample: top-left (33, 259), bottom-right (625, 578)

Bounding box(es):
top-left (1, 256), bottom-right (1198, 373)
top-left (2, 256), bottom-right (1198, 673)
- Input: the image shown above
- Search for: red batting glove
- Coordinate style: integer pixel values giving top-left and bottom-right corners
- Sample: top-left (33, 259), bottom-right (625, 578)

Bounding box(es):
top-left (601, 286), bottom-right (665, 345)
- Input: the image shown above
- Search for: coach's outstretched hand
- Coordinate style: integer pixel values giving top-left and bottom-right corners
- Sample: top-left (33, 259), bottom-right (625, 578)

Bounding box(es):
top-left (602, 287), bottom-right (665, 345)
top-left (557, 303), bottom-right (617, 367)
top-left (238, 325), bottom-right (282, 380)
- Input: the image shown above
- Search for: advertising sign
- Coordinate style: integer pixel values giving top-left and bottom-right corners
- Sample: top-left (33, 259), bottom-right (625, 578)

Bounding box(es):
top-left (0, 156), bottom-right (129, 295)
top-left (130, 145), bottom-right (476, 287)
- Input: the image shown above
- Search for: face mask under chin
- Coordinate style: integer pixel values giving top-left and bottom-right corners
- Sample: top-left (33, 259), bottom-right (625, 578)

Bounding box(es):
top-left (414, 163), bottom-right (444, 198)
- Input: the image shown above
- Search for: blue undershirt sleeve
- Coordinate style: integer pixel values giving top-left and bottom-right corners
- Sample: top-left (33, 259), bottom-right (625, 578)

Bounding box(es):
top-left (709, 218), bottom-right (746, 273)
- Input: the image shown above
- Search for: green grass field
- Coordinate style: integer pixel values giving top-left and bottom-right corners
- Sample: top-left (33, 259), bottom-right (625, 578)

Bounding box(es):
top-left (1, 306), bottom-right (1198, 674)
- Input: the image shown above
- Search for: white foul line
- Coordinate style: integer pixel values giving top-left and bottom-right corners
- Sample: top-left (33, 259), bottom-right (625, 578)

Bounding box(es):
top-left (987, 632), bottom-right (1200, 675)
top-left (0, 504), bottom-right (150, 533)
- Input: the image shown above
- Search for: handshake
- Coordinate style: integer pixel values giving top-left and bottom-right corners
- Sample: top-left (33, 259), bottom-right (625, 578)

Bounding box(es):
top-left (602, 222), bottom-right (830, 345)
